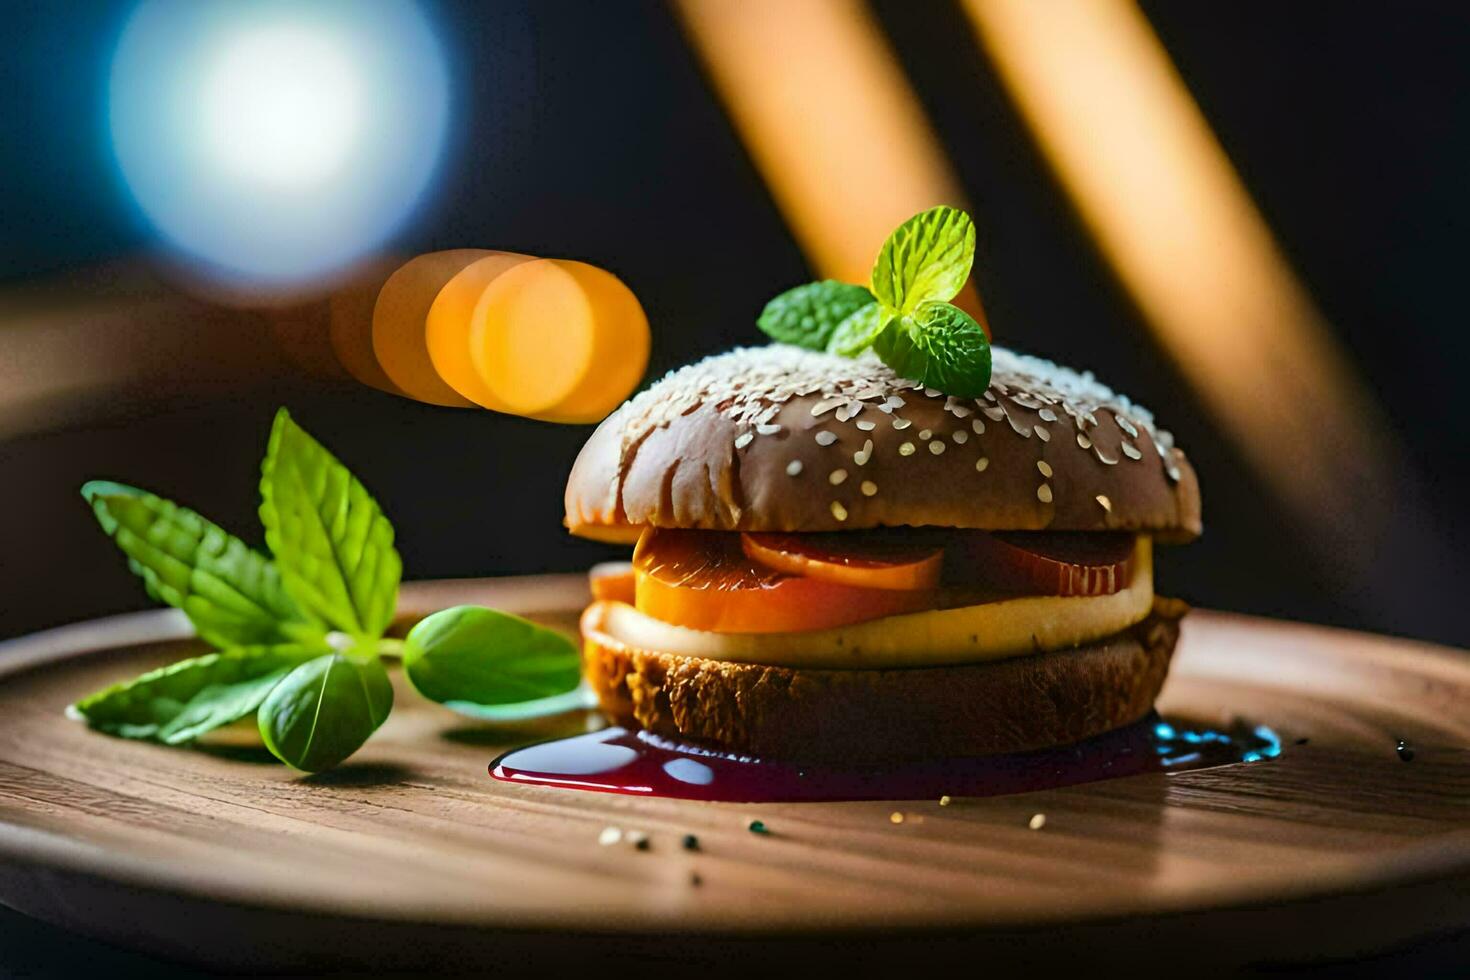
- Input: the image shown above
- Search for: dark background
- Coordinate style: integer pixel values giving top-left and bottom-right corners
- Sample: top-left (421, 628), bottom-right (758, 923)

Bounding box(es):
top-left (3, 0), bottom-right (1468, 649)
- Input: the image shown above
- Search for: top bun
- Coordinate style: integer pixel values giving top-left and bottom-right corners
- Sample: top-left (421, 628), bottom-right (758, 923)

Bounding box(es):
top-left (565, 345), bottom-right (1200, 542)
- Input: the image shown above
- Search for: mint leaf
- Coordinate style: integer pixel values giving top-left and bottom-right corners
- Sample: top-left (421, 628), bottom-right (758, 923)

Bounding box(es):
top-left (826, 302), bottom-right (890, 357)
top-left (872, 302), bottom-right (992, 398)
top-left (71, 644), bottom-right (324, 744)
top-left (259, 409), bottom-right (401, 639)
top-left (403, 605), bottom-right (581, 707)
top-left (258, 653), bottom-right (393, 772)
top-left (756, 280), bottom-right (875, 350)
top-left (81, 482), bottom-right (320, 648)
top-left (870, 206), bottom-right (975, 314)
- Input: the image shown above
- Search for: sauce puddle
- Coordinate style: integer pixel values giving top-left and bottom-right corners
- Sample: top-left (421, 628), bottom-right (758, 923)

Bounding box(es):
top-left (489, 715), bottom-right (1282, 802)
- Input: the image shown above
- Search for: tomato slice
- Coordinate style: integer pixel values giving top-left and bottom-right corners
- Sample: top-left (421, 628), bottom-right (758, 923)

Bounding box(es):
top-left (588, 561), bottom-right (635, 604)
top-left (949, 531), bottom-right (1136, 596)
top-left (741, 532), bottom-right (943, 591)
top-left (633, 529), bottom-right (932, 633)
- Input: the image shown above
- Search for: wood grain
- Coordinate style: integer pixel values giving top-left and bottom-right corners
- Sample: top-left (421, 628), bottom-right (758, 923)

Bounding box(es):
top-left (0, 575), bottom-right (1466, 972)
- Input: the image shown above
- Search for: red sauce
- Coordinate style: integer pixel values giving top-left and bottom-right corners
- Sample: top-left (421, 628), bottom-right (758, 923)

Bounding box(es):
top-left (489, 715), bottom-right (1282, 803)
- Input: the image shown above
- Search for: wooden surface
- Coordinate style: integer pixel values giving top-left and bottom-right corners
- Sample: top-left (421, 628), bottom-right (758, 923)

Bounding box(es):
top-left (0, 575), bottom-right (1467, 972)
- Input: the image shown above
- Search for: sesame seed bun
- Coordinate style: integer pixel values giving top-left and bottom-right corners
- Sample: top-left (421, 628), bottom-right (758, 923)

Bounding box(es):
top-left (565, 345), bottom-right (1200, 541)
top-left (582, 597), bottom-right (1186, 763)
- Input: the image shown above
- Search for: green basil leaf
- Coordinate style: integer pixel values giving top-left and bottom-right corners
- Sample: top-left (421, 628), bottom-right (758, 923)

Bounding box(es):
top-left (826, 302), bottom-right (890, 357)
top-left (872, 302), bottom-right (992, 399)
top-left (70, 644), bottom-right (325, 745)
top-left (403, 605), bottom-right (581, 707)
top-left (756, 280), bottom-right (876, 350)
top-left (81, 482), bottom-right (320, 648)
top-left (439, 687), bottom-right (597, 721)
top-left (870, 206), bottom-right (975, 314)
top-left (259, 409), bottom-right (401, 639)
top-left (258, 653), bottom-right (393, 772)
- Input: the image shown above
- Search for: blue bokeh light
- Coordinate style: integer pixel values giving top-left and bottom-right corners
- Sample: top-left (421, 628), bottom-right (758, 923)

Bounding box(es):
top-left (109, 0), bottom-right (448, 286)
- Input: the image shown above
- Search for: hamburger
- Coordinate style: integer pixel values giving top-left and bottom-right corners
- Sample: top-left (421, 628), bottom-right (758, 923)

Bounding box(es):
top-left (564, 342), bottom-right (1199, 764)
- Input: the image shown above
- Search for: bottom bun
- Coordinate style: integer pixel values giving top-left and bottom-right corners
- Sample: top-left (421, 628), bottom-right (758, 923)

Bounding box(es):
top-left (582, 598), bottom-right (1187, 764)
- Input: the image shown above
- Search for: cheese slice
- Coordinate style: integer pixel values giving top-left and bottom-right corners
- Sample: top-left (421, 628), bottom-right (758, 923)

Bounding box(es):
top-left (599, 537), bottom-right (1154, 670)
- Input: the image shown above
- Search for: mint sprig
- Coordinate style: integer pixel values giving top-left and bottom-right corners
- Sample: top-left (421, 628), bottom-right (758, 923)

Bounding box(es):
top-left (755, 205), bottom-right (991, 397)
top-left (73, 409), bottom-right (584, 773)
top-left (757, 280), bottom-right (875, 351)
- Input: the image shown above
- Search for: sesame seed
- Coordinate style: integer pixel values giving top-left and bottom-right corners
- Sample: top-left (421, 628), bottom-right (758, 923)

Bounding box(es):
top-left (952, 430), bottom-right (969, 444)
top-left (889, 811), bottom-right (905, 824)
top-left (899, 441), bottom-right (916, 456)
top-left (1029, 813), bottom-right (1047, 831)
top-left (856, 420), bottom-right (876, 431)
top-left (814, 431), bottom-right (837, 447)
top-left (1121, 441), bottom-right (1143, 460)
top-left (972, 419), bottom-right (986, 434)
top-left (929, 441), bottom-right (946, 455)
top-left (1037, 484), bottom-right (1054, 503)
top-left (939, 795), bottom-right (952, 806)
top-left (854, 438), bottom-right (873, 466)
top-left (786, 460), bottom-right (804, 476)
top-left (1038, 408), bottom-right (1058, 422)
top-left (756, 422), bottom-right (781, 435)
top-left (1077, 433), bottom-right (1092, 449)
top-left (924, 387), bottom-right (941, 398)
top-left (747, 819), bottom-right (770, 835)
top-left (892, 417), bottom-right (912, 430)
top-left (829, 469), bottom-right (848, 485)
top-left (1096, 494), bottom-right (1112, 512)
top-left (860, 480), bottom-right (877, 497)
top-left (1035, 425), bottom-right (1051, 443)
top-left (734, 433), bottom-right (753, 449)
top-left (918, 429), bottom-right (933, 440)
top-left (811, 397), bottom-right (844, 416)
top-left (950, 404), bottom-right (973, 418)
top-left (975, 456), bottom-right (990, 472)
top-left (983, 406), bottom-right (1006, 421)
top-left (598, 827), bottom-right (623, 846)
top-left (830, 501), bottom-right (848, 521)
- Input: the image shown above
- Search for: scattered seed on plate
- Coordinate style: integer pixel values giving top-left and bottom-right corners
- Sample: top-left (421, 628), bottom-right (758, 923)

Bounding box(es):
top-left (626, 830), bottom-right (650, 851)
top-left (860, 480), bottom-right (877, 497)
top-left (786, 460), bottom-right (804, 477)
top-left (748, 819), bottom-right (770, 835)
top-left (829, 469), bottom-right (848, 486)
top-left (918, 429), bottom-right (933, 440)
top-left (889, 812), bottom-right (905, 825)
top-left (929, 441), bottom-right (946, 455)
top-left (1037, 460), bottom-right (1053, 478)
top-left (952, 430), bottom-right (968, 444)
top-left (830, 501), bottom-right (848, 521)
top-left (1037, 484), bottom-right (1054, 503)
top-left (734, 433), bottom-right (753, 449)
top-left (1029, 813), bottom-right (1047, 831)
top-left (939, 795), bottom-right (952, 807)
top-left (814, 431), bottom-right (837, 447)
top-left (1096, 494), bottom-right (1112, 512)
top-left (682, 834), bottom-right (701, 851)
top-left (975, 457), bottom-right (990, 472)
top-left (598, 826), bottom-right (623, 846)
top-left (899, 441), bottom-right (916, 456)
top-left (856, 420), bottom-right (876, 431)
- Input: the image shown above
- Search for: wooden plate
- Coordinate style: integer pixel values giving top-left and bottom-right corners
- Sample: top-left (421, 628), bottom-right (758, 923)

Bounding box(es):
top-left (0, 576), bottom-right (1466, 973)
